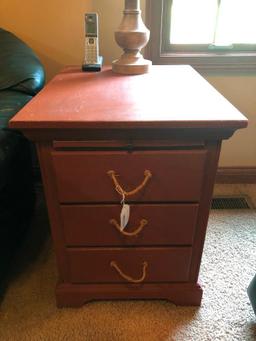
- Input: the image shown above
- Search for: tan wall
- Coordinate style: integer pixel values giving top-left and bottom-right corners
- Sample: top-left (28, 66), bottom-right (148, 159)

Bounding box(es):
top-left (0, 0), bottom-right (93, 80)
top-left (0, 0), bottom-right (255, 167)
top-left (206, 75), bottom-right (256, 167)
top-left (93, 0), bottom-right (123, 65)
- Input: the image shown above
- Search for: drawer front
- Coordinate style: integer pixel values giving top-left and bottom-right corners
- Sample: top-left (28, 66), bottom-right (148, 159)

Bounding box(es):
top-left (61, 204), bottom-right (198, 246)
top-left (52, 150), bottom-right (206, 203)
top-left (66, 247), bottom-right (192, 283)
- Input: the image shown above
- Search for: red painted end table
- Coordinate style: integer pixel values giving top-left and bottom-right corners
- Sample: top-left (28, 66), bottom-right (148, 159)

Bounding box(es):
top-left (10, 66), bottom-right (247, 307)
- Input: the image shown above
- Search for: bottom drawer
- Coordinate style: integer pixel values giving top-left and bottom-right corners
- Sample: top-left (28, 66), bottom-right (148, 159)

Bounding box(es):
top-left (66, 247), bottom-right (192, 284)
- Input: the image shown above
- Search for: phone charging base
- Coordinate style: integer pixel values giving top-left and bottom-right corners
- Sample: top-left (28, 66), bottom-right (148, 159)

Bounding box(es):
top-left (82, 56), bottom-right (103, 72)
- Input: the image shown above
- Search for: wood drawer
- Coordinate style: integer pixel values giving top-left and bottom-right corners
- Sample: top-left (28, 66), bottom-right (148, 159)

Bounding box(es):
top-left (66, 247), bottom-right (192, 283)
top-left (61, 204), bottom-right (198, 246)
top-left (52, 150), bottom-right (206, 203)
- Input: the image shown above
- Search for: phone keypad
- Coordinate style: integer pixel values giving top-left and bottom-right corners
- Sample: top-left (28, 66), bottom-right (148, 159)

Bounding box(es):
top-left (85, 38), bottom-right (99, 64)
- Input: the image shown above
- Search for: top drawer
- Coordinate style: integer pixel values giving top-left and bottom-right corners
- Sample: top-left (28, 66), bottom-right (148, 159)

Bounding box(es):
top-left (52, 149), bottom-right (206, 203)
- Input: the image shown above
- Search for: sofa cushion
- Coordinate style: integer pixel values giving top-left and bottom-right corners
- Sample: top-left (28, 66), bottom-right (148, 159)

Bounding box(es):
top-left (0, 28), bottom-right (45, 95)
top-left (0, 90), bottom-right (32, 129)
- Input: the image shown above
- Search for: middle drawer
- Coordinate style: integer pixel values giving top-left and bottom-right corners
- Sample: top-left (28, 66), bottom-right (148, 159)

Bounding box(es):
top-left (60, 204), bottom-right (198, 246)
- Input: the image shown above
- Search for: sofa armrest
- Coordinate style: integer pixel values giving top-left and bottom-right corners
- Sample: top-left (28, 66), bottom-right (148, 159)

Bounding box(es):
top-left (0, 28), bottom-right (45, 95)
top-left (0, 90), bottom-right (32, 129)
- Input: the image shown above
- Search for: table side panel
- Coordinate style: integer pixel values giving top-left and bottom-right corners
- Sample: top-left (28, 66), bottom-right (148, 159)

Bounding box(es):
top-left (36, 143), bottom-right (70, 282)
top-left (188, 141), bottom-right (222, 281)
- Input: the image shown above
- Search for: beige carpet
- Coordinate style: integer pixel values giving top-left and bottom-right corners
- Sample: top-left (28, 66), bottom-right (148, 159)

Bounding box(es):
top-left (0, 185), bottom-right (256, 341)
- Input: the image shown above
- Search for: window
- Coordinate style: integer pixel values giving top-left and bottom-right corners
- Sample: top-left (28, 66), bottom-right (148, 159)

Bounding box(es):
top-left (146, 0), bottom-right (256, 71)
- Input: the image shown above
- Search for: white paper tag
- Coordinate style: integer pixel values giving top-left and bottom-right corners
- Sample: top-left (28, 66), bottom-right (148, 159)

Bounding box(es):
top-left (120, 204), bottom-right (130, 231)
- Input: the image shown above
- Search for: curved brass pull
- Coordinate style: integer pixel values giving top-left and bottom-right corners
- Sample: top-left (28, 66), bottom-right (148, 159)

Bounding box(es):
top-left (107, 170), bottom-right (152, 197)
top-left (110, 261), bottom-right (148, 283)
top-left (110, 218), bottom-right (148, 237)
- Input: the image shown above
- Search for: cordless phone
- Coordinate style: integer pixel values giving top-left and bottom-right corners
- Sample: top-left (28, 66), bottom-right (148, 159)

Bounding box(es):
top-left (82, 13), bottom-right (103, 72)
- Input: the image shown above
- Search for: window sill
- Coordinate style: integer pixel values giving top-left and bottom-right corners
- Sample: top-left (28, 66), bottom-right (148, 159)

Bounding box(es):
top-left (151, 52), bottom-right (256, 74)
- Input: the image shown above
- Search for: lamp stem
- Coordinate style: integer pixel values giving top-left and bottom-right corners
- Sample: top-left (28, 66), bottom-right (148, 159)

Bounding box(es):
top-left (125, 0), bottom-right (139, 10)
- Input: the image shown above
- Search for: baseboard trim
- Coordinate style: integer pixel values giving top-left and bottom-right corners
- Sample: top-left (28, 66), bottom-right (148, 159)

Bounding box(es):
top-left (216, 167), bottom-right (256, 184)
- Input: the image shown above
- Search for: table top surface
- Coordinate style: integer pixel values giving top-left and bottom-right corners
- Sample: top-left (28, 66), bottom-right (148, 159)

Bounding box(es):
top-left (10, 65), bottom-right (248, 130)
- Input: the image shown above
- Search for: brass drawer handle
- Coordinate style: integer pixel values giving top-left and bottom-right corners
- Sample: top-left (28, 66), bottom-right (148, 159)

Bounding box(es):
top-left (110, 261), bottom-right (148, 283)
top-left (107, 170), bottom-right (152, 197)
top-left (110, 218), bottom-right (148, 236)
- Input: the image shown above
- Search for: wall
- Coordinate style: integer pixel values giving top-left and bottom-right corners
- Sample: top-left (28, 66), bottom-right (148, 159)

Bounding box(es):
top-left (0, 0), bottom-right (93, 80)
top-left (206, 75), bottom-right (256, 167)
top-left (0, 0), bottom-right (255, 167)
top-left (93, 0), bottom-right (123, 65)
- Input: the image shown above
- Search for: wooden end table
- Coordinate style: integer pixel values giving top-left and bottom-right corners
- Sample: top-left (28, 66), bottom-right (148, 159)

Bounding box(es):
top-left (10, 66), bottom-right (247, 307)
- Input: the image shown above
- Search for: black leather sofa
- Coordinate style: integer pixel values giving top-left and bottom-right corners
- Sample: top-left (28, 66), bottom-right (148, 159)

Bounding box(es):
top-left (0, 28), bottom-right (45, 282)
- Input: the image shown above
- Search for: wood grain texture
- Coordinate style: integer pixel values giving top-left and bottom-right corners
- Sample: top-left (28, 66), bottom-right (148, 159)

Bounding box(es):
top-left (9, 66), bottom-right (247, 130)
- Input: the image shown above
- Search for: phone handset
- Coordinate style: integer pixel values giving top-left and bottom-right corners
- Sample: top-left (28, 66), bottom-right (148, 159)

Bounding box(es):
top-left (82, 13), bottom-right (103, 72)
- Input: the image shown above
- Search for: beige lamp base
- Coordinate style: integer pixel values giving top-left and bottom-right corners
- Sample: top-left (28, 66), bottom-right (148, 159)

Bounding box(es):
top-left (112, 56), bottom-right (152, 75)
top-left (112, 0), bottom-right (152, 75)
